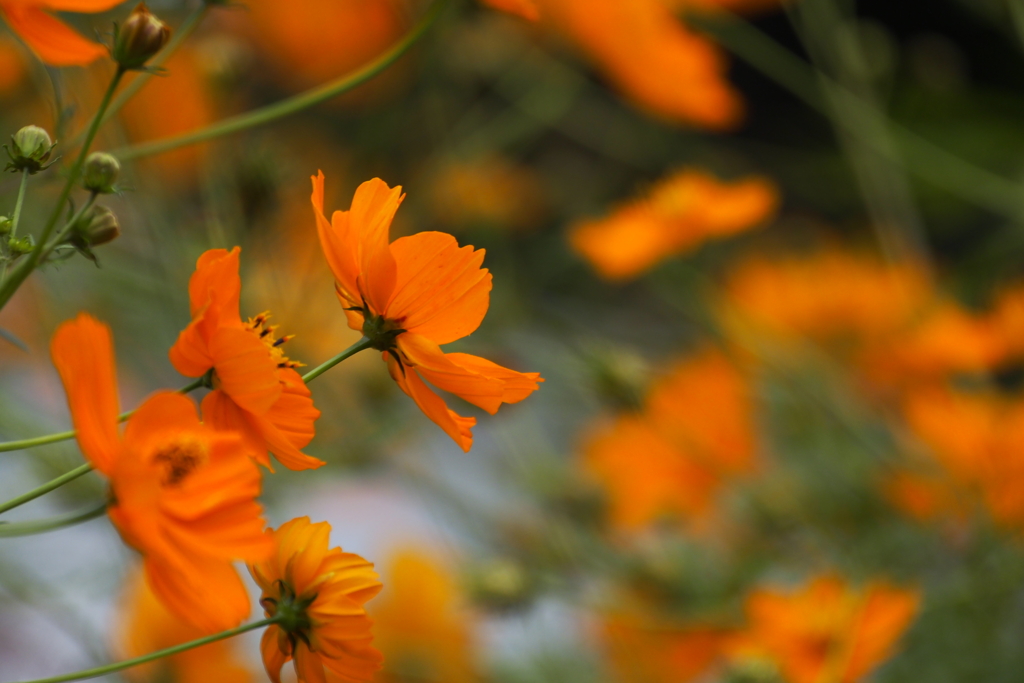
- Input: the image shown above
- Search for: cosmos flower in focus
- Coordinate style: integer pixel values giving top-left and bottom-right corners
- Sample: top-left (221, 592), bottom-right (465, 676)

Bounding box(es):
top-left (0, 0), bottom-right (121, 66)
top-left (728, 575), bottom-right (920, 683)
top-left (249, 517), bottom-right (383, 683)
top-left (571, 169), bottom-right (778, 281)
top-left (117, 568), bottom-right (253, 683)
top-left (51, 313), bottom-right (272, 633)
top-left (170, 247), bottom-right (323, 471)
top-left (311, 172), bottom-right (543, 452)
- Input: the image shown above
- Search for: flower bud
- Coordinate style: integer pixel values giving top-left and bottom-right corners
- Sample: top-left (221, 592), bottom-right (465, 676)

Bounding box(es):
top-left (82, 152), bottom-right (121, 194)
top-left (73, 205), bottom-right (121, 248)
top-left (7, 235), bottom-right (33, 256)
top-left (5, 125), bottom-right (56, 174)
top-left (0, 216), bottom-right (11, 236)
top-left (113, 4), bottom-right (171, 70)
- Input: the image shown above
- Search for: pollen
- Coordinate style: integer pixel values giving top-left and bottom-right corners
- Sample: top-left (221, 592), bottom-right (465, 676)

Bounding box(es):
top-left (153, 437), bottom-right (208, 487)
top-left (246, 311), bottom-right (304, 369)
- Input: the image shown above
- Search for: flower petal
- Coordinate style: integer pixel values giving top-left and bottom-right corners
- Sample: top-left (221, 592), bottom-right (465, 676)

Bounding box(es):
top-left (188, 247), bottom-right (242, 320)
top-left (387, 352), bottom-right (476, 452)
top-left (2, 6), bottom-right (106, 66)
top-left (350, 178), bottom-right (402, 316)
top-left (144, 554), bottom-right (251, 634)
top-left (210, 326), bottom-right (283, 416)
top-left (250, 369), bottom-right (324, 471)
top-left (312, 171), bottom-right (361, 307)
top-left (294, 642), bottom-right (328, 683)
top-left (445, 352), bottom-right (544, 405)
top-left (201, 389), bottom-right (272, 468)
top-left (261, 626), bottom-right (291, 683)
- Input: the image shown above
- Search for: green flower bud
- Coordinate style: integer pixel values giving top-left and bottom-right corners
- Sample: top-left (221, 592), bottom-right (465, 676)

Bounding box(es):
top-left (5, 125), bottom-right (56, 174)
top-left (113, 3), bottom-right (171, 70)
top-left (82, 152), bottom-right (121, 194)
top-left (7, 235), bottom-right (33, 256)
top-left (73, 205), bottom-right (121, 248)
top-left (0, 217), bottom-right (11, 236)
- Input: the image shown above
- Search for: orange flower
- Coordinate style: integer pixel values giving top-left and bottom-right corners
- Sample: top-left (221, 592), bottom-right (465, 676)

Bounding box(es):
top-left (117, 568), bottom-right (253, 683)
top-left (372, 550), bottom-right (477, 683)
top-left (0, 0), bottom-right (121, 66)
top-left (603, 614), bottom-right (727, 683)
top-left (571, 169), bottom-right (777, 281)
top-left (581, 350), bottom-right (754, 529)
top-left (311, 172), bottom-right (543, 452)
top-left (249, 517), bottom-right (383, 683)
top-left (729, 575), bottom-right (920, 683)
top-left (0, 34), bottom-right (27, 95)
top-left (170, 247), bottom-right (323, 471)
top-left (51, 313), bottom-right (272, 633)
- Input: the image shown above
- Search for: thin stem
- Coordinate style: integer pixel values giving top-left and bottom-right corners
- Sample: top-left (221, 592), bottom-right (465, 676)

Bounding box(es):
top-left (117, 0), bottom-right (451, 161)
top-left (1, 169), bottom-right (30, 282)
top-left (15, 617), bottom-right (279, 683)
top-left (0, 501), bottom-right (106, 537)
top-left (0, 67), bottom-right (126, 312)
top-left (302, 337), bottom-right (373, 383)
top-left (0, 463), bottom-right (93, 516)
top-left (43, 192), bottom-right (96, 254)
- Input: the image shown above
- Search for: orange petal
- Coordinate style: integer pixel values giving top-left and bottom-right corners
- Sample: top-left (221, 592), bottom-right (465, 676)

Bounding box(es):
top-left (210, 327), bottom-right (283, 416)
top-left (40, 0), bottom-right (124, 10)
top-left (478, 0), bottom-right (541, 21)
top-left (188, 247), bottom-right (242, 320)
top-left (2, 6), bottom-right (107, 66)
top-left (201, 389), bottom-right (273, 469)
top-left (168, 304), bottom-right (216, 378)
top-left (385, 231), bottom-right (492, 345)
top-left (121, 391), bottom-right (200, 458)
top-left (312, 171), bottom-right (362, 308)
top-left (445, 352), bottom-right (543, 404)
top-left (261, 626), bottom-right (291, 683)
top-left (249, 369), bottom-right (324, 471)
top-left (350, 178), bottom-right (402, 316)
top-left (397, 333), bottom-right (504, 413)
top-left (387, 352), bottom-right (476, 452)
top-left (144, 554), bottom-right (251, 634)
top-left (294, 642), bottom-right (328, 683)
top-left (50, 313), bottom-right (121, 474)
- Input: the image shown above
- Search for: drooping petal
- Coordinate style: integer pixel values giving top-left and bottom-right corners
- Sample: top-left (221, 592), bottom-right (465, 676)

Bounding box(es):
top-left (385, 231), bottom-right (492, 344)
top-left (350, 178), bottom-right (402, 316)
top-left (209, 326), bottom-right (283, 416)
top-left (261, 626), bottom-right (291, 683)
top-left (445, 352), bottom-right (544, 405)
top-left (397, 333), bottom-right (504, 413)
top-left (249, 369), bottom-right (324, 471)
top-left (2, 6), bottom-right (106, 66)
top-left (294, 642), bottom-right (328, 683)
top-left (188, 247), bottom-right (242, 320)
top-left (50, 313), bottom-right (121, 474)
top-left (144, 553), bottom-right (252, 634)
top-left (387, 352), bottom-right (476, 452)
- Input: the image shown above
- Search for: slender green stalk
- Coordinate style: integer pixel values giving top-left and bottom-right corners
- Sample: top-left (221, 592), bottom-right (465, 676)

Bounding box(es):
top-left (16, 617), bottom-right (279, 683)
top-left (1, 169), bottom-right (30, 282)
top-left (302, 337), bottom-right (373, 383)
top-left (0, 502), bottom-right (106, 537)
top-left (0, 463), bottom-right (93, 515)
top-left (0, 67), bottom-right (126, 312)
top-left (117, 0), bottom-right (452, 161)
top-left (43, 192), bottom-right (96, 254)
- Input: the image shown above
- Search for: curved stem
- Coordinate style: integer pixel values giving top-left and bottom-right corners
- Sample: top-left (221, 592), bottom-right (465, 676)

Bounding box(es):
top-left (302, 337), bottom-right (373, 383)
top-left (1, 169), bottom-right (30, 282)
top-left (0, 463), bottom-right (93, 516)
top-left (0, 67), bottom-right (126, 312)
top-left (0, 501), bottom-right (106, 537)
top-left (15, 617), bottom-right (279, 683)
top-left (116, 0), bottom-right (452, 161)
top-left (43, 192), bottom-right (96, 254)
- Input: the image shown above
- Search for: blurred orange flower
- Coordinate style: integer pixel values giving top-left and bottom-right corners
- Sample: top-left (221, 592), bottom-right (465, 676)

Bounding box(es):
top-left (582, 350), bottom-right (754, 529)
top-left (729, 575), bottom-right (920, 683)
top-left (117, 568), bottom-right (253, 683)
top-left (170, 247), bottom-right (324, 472)
top-left (429, 156), bottom-right (547, 233)
top-left (603, 615), bottom-right (728, 683)
top-left (0, 0), bottom-right (120, 66)
top-left (249, 517), bottom-right (383, 683)
top-left (571, 169), bottom-right (777, 281)
top-left (0, 34), bottom-right (26, 96)
top-left (372, 550), bottom-right (477, 683)
top-left (311, 172), bottom-right (543, 452)
top-left (51, 313), bottom-right (272, 633)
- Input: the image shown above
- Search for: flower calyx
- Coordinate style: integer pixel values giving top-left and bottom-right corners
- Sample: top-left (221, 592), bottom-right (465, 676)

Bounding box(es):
top-left (112, 3), bottom-right (171, 71)
top-left (262, 579), bottom-right (316, 645)
top-left (361, 312), bottom-right (405, 352)
top-left (5, 126), bottom-right (57, 174)
top-left (66, 205), bottom-right (120, 265)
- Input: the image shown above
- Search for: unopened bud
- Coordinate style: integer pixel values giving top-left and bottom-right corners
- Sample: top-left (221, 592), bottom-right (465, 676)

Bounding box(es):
top-left (113, 3), bottom-right (171, 70)
top-left (0, 217), bottom-right (11, 235)
top-left (82, 152), bottom-right (120, 194)
top-left (73, 205), bottom-right (121, 248)
top-left (7, 235), bottom-right (33, 256)
top-left (5, 125), bottom-right (56, 174)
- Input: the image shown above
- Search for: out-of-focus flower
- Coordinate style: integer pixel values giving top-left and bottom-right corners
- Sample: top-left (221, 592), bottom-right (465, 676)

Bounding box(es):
top-left (883, 469), bottom-right (967, 525)
top-left (729, 575), bottom-right (920, 683)
top-left (117, 568), bottom-right (252, 683)
top-left (429, 156), bottom-right (547, 233)
top-left (372, 550), bottom-right (477, 683)
top-left (581, 350), bottom-right (754, 529)
top-left (51, 313), bottom-right (272, 633)
top-left (721, 249), bottom-right (931, 344)
top-left (570, 169), bottom-right (778, 281)
top-left (249, 517), bottom-right (383, 683)
top-left (170, 247), bottom-right (323, 471)
top-left (311, 172), bottom-right (543, 452)
top-left (0, 0), bottom-right (120, 66)
top-left (0, 35), bottom-right (27, 96)
top-left (603, 614), bottom-right (728, 683)
top-left (482, 0), bottom-right (744, 128)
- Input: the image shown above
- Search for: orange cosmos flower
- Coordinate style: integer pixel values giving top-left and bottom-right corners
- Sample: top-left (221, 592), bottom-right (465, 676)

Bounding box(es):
top-left (0, 0), bottom-right (121, 66)
top-left (170, 247), bottom-right (323, 471)
top-left (729, 575), bottom-right (920, 683)
top-left (250, 517), bottom-right (383, 683)
top-left (311, 172), bottom-right (543, 452)
top-left (117, 568), bottom-right (253, 683)
top-left (51, 313), bottom-right (272, 633)
top-left (603, 614), bottom-right (728, 683)
top-left (570, 169), bottom-right (777, 280)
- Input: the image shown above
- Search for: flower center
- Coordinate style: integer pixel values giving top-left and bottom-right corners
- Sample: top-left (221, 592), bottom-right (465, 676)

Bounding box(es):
top-left (361, 312), bottom-right (405, 351)
top-left (246, 312), bottom-right (303, 370)
top-left (153, 437), bottom-right (208, 487)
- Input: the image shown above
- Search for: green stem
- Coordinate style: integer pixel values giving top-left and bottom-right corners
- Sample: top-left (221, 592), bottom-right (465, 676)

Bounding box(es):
top-left (1, 169), bottom-right (30, 282)
top-left (0, 502), bottom-right (106, 537)
top-left (43, 192), bottom-right (96, 255)
top-left (16, 617), bottom-right (279, 683)
top-left (0, 68), bottom-right (125, 312)
top-left (302, 337), bottom-right (373, 383)
top-left (0, 463), bottom-right (93, 515)
top-left (117, 0), bottom-right (451, 161)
